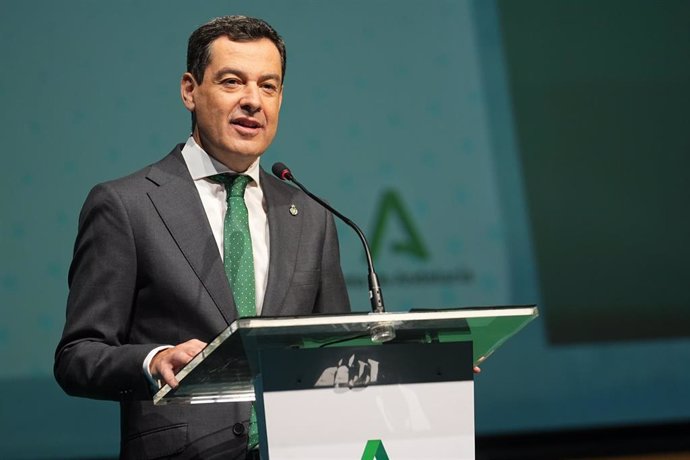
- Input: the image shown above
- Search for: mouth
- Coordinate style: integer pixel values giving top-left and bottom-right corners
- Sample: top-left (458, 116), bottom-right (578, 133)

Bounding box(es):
top-left (231, 117), bottom-right (263, 134)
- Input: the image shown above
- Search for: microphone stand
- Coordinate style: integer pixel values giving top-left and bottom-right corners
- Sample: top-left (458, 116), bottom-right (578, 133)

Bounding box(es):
top-left (273, 163), bottom-right (395, 342)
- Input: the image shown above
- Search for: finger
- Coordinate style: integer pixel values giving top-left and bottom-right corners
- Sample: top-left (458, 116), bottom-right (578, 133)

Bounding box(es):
top-left (151, 340), bottom-right (208, 387)
top-left (168, 348), bottom-right (198, 370)
top-left (151, 349), bottom-right (187, 377)
top-left (179, 339), bottom-right (207, 356)
top-left (473, 366), bottom-right (482, 374)
top-left (187, 339), bottom-right (208, 349)
top-left (159, 363), bottom-right (179, 389)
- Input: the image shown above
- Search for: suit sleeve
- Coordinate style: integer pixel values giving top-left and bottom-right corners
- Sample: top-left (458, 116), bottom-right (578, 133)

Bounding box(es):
top-left (54, 183), bottom-right (159, 401)
top-left (314, 210), bottom-right (351, 314)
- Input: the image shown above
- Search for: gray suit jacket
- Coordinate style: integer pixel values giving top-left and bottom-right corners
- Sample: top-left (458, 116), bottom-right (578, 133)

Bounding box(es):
top-left (55, 145), bottom-right (350, 459)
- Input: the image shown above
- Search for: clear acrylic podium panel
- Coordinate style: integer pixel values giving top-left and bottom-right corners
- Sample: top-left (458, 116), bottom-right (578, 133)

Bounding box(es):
top-left (154, 306), bottom-right (538, 405)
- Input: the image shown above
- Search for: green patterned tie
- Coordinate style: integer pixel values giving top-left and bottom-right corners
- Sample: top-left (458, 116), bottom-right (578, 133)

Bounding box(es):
top-left (211, 174), bottom-right (259, 449)
top-left (212, 174), bottom-right (256, 316)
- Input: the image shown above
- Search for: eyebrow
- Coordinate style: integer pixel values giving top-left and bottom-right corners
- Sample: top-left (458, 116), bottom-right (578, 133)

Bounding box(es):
top-left (213, 67), bottom-right (282, 82)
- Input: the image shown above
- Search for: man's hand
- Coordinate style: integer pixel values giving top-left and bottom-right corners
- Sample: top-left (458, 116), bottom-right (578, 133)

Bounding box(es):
top-left (150, 339), bottom-right (207, 389)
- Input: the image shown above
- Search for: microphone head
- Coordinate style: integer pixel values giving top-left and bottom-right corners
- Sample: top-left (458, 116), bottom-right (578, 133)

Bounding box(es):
top-left (271, 162), bottom-right (293, 181)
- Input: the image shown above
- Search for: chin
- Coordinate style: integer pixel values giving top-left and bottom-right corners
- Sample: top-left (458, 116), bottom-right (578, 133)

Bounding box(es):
top-left (234, 144), bottom-right (270, 158)
top-left (226, 147), bottom-right (265, 166)
top-left (234, 147), bottom-right (265, 158)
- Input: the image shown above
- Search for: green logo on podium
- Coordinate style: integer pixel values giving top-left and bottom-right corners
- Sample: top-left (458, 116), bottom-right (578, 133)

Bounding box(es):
top-left (361, 439), bottom-right (390, 460)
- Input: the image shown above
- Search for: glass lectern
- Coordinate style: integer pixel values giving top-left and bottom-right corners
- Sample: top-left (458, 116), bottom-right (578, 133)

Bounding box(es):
top-left (154, 306), bottom-right (538, 459)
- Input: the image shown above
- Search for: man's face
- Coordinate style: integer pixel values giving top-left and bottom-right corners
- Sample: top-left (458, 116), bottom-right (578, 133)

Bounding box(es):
top-left (181, 37), bottom-right (283, 171)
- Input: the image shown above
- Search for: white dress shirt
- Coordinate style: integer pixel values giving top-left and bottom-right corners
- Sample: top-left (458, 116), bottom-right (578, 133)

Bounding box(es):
top-left (180, 136), bottom-right (270, 312)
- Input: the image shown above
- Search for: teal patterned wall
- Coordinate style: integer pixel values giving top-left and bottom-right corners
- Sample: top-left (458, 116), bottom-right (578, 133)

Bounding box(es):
top-left (1, 1), bottom-right (688, 458)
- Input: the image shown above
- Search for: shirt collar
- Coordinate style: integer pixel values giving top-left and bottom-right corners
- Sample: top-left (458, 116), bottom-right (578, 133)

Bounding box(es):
top-left (181, 136), bottom-right (262, 186)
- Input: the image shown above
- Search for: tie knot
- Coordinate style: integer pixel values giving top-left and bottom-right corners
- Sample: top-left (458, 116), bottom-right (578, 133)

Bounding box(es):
top-left (211, 174), bottom-right (252, 197)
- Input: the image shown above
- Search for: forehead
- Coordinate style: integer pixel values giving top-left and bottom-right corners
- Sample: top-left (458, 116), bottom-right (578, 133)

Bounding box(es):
top-left (206, 37), bottom-right (282, 78)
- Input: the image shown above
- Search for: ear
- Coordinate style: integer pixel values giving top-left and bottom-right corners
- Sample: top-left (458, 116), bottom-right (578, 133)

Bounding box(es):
top-left (180, 72), bottom-right (197, 112)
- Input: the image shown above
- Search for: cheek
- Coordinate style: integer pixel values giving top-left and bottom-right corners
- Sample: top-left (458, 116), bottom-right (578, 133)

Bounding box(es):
top-left (265, 104), bottom-right (281, 129)
top-left (202, 94), bottom-right (235, 117)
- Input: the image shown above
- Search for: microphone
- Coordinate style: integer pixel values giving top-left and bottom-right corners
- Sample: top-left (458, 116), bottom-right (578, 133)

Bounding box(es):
top-left (272, 162), bottom-right (386, 315)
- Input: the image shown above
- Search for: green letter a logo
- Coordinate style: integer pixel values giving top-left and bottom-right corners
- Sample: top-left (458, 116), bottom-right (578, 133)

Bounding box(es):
top-left (370, 189), bottom-right (430, 261)
top-left (361, 439), bottom-right (390, 460)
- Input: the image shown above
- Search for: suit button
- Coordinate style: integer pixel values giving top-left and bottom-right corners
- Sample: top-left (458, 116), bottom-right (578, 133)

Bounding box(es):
top-left (232, 423), bottom-right (245, 436)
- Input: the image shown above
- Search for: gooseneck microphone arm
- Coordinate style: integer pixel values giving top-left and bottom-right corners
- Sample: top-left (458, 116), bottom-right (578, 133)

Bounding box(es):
top-left (272, 162), bottom-right (385, 314)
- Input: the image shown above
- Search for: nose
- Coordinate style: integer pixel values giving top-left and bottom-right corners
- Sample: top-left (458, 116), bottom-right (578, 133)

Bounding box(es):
top-left (240, 84), bottom-right (261, 115)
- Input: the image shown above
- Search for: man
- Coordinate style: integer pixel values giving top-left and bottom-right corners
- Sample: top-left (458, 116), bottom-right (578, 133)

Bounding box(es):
top-left (55, 16), bottom-right (350, 459)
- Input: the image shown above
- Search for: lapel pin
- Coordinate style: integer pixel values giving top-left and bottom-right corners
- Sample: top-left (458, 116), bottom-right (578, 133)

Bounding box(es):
top-left (289, 204), bottom-right (299, 216)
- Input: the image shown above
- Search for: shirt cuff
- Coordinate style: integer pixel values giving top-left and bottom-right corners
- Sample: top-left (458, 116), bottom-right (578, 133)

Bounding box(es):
top-left (143, 345), bottom-right (174, 389)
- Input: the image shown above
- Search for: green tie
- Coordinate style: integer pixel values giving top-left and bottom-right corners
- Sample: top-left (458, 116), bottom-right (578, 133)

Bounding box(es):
top-left (212, 174), bottom-right (256, 316)
top-left (211, 174), bottom-right (259, 449)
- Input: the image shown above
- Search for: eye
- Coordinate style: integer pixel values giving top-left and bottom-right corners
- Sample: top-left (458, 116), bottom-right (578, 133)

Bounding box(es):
top-left (221, 78), bottom-right (242, 88)
top-left (261, 82), bottom-right (279, 94)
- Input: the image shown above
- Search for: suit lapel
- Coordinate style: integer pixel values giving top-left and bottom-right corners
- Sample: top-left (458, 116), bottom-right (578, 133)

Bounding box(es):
top-left (261, 170), bottom-right (302, 316)
top-left (145, 147), bottom-right (237, 325)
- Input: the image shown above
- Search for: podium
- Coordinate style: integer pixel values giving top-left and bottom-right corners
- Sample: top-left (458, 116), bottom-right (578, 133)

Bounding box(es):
top-left (154, 306), bottom-right (538, 459)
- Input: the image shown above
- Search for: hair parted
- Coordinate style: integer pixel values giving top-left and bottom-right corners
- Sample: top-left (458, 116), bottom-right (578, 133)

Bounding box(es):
top-left (187, 15), bottom-right (287, 84)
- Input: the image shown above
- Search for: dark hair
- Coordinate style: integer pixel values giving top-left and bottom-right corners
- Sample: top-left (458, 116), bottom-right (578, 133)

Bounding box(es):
top-left (187, 15), bottom-right (286, 84)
